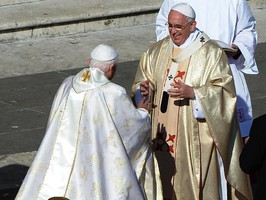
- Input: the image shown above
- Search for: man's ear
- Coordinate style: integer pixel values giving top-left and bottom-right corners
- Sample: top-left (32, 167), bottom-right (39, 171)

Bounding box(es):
top-left (109, 64), bottom-right (115, 71)
top-left (87, 58), bottom-right (91, 66)
top-left (190, 21), bottom-right (197, 32)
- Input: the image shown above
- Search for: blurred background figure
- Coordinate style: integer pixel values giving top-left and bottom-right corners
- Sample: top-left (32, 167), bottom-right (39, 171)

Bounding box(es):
top-left (240, 114), bottom-right (266, 200)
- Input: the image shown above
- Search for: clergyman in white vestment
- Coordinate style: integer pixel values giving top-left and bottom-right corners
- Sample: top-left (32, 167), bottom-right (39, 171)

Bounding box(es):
top-left (15, 44), bottom-right (163, 200)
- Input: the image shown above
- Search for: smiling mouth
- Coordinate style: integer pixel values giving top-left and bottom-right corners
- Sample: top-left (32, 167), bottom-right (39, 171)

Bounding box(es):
top-left (173, 33), bottom-right (181, 39)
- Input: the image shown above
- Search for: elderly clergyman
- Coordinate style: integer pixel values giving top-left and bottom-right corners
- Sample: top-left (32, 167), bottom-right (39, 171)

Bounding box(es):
top-left (132, 3), bottom-right (252, 200)
top-left (15, 44), bottom-right (163, 200)
top-left (156, 0), bottom-right (258, 138)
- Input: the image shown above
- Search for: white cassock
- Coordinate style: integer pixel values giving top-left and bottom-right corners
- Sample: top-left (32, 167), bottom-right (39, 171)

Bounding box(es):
top-left (156, 0), bottom-right (258, 136)
top-left (15, 68), bottom-right (163, 200)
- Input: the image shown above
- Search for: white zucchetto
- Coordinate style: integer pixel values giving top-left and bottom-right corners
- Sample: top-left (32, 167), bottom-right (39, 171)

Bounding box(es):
top-left (171, 3), bottom-right (196, 19)
top-left (90, 44), bottom-right (118, 62)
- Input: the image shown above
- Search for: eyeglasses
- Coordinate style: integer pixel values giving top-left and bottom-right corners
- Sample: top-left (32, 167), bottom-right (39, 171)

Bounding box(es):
top-left (166, 21), bottom-right (192, 31)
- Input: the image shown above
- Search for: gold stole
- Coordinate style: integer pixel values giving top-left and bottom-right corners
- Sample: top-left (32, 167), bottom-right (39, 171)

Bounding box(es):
top-left (154, 33), bottom-right (231, 199)
top-left (154, 32), bottom-right (212, 199)
top-left (157, 47), bottom-right (190, 153)
top-left (155, 47), bottom-right (191, 199)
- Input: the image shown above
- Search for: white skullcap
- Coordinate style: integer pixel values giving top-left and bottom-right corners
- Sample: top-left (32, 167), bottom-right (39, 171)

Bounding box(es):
top-left (171, 3), bottom-right (196, 19)
top-left (90, 44), bottom-right (118, 62)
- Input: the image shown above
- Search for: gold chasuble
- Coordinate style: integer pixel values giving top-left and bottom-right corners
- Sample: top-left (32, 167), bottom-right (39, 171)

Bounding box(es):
top-left (132, 32), bottom-right (252, 200)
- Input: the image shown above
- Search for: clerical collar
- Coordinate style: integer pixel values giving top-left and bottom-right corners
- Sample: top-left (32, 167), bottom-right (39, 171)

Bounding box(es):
top-left (173, 28), bottom-right (201, 49)
top-left (90, 67), bottom-right (105, 74)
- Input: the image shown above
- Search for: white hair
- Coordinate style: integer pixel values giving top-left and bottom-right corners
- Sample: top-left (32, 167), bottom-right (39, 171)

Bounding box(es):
top-left (89, 58), bottom-right (118, 73)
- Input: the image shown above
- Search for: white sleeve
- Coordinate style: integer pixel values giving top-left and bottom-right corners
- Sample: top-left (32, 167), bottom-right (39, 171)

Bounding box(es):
top-left (232, 0), bottom-right (258, 74)
top-left (137, 108), bottom-right (150, 118)
top-left (192, 94), bottom-right (205, 119)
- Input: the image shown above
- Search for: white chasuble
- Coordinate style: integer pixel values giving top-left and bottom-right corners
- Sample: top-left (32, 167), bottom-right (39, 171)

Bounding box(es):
top-left (16, 68), bottom-right (163, 200)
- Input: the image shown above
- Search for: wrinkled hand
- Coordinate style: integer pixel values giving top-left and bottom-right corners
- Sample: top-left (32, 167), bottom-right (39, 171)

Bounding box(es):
top-left (167, 80), bottom-right (195, 99)
top-left (140, 80), bottom-right (150, 97)
top-left (138, 98), bottom-right (152, 112)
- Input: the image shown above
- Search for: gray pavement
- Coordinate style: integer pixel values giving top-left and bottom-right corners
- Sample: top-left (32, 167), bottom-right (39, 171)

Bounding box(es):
top-left (0, 0), bottom-right (161, 78)
top-left (0, 0), bottom-right (161, 41)
top-left (0, 0), bottom-right (266, 199)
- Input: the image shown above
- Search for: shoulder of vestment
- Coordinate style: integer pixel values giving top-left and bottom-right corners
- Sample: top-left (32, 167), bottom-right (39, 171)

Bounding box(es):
top-left (202, 39), bottom-right (224, 53)
top-left (145, 36), bottom-right (170, 54)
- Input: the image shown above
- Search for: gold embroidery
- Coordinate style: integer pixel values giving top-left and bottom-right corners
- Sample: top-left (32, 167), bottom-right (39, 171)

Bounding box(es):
top-left (81, 127), bottom-right (92, 144)
top-left (79, 168), bottom-right (89, 180)
top-left (104, 130), bottom-right (119, 148)
top-left (92, 114), bottom-right (104, 126)
top-left (114, 157), bottom-right (126, 170)
top-left (81, 70), bottom-right (91, 82)
top-left (107, 103), bottom-right (118, 116)
top-left (121, 119), bottom-right (134, 132)
top-left (110, 175), bottom-right (129, 193)
top-left (91, 182), bottom-right (106, 199)
top-left (87, 154), bottom-right (101, 168)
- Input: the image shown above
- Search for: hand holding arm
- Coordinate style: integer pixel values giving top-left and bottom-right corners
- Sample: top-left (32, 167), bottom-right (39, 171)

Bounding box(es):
top-left (140, 80), bottom-right (150, 97)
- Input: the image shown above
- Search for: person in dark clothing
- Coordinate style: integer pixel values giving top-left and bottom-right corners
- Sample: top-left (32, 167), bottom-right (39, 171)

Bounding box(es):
top-left (240, 114), bottom-right (266, 199)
